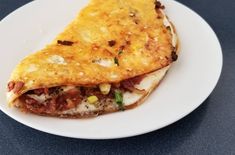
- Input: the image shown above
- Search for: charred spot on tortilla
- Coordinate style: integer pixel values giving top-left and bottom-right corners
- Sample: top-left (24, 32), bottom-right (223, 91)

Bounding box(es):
top-left (7, 0), bottom-right (179, 118)
top-left (108, 40), bottom-right (116, 47)
top-left (155, 0), bottom-right (165, 10)
top-left (7, 81), bottom-right (15, 92)
top-left (171, 48), bottom-right (178, 61)
top-left (57, 40), bottom-right (74, 46)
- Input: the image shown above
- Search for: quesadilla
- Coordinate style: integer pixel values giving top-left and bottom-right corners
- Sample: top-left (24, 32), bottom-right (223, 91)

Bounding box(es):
top-left (6, 0), bottom-right (179, 118)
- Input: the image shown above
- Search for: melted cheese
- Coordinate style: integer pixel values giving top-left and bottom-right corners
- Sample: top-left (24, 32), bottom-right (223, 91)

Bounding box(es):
top-left (27, 94), bottom-right (49, 104)
top-left (94, 58), bottom-right (114, 67)
top-left (47, 55), bottom-right (67, 65)
top-left (27, 64), bottom-right (38, 73)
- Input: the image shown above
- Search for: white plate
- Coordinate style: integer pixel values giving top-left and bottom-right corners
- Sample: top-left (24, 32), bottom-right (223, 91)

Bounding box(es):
top-left (0, 0), bottom-right (222, 139)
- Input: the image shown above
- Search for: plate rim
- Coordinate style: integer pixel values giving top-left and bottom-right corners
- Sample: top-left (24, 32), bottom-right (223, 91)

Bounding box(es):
top-left (0, 0), bottom-right (223, 139)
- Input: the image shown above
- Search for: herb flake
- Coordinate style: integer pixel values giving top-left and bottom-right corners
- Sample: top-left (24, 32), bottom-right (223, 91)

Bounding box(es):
top-left (114, 57), bottom-right (119, 66)
top-left (118, 50), bottom-right (123, 55)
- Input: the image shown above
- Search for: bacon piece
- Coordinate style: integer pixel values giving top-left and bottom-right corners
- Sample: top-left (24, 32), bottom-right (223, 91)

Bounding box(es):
top-left (7, 81), bottom-right (15, 92)
top-left (121, 75), bottom-right (146, 94)
top-left (25, 96), bottom-right (38, 105)
top-left (130, 75), bottom-right (146, 85)
top-left (44, 88), bottom-right (49, 94)
top-left (33, 88), bottom-right (50, 95)
top-left (46, 98), bottom-right (57, 113)
top-left (56, 94), bottom-right (79, 111)
top-left (56, 88), bottom-right (81, 111)
top-left (25, 103), bottom-right (47, 114)
top-left (22, 95), bottom-right (47, 114)
top-left (22, 87), bottom-right (82, 114)
top-left (65, 88), bottom-right (80, 96)
top-left (56, 95), bottom-right (67, 110)
top-left (13, 81), bottom-right (24, 94)
top-left (33, 89), bottom-right (44, 95)
top-left (66, 99), bottom-right (76, 109)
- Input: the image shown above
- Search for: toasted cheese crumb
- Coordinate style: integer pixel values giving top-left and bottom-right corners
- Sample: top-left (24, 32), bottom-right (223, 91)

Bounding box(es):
top-left (27, 64), bottom-right (38, 72)
top-left (89, 12), bottom-right (98, 16)
top-left (28, 80), bottom-right (34, 86)
top-left (110, 72), bottom-right (118, 79)
top-left (80, 30), bottom-right (92, 43)
top-left (100, 27), bottom-right (109, 33)
top-left (47, 55), bottom-right (67, 65)
top-left (159, 56), bottom-right (164, 60)
top-left (94, 58), bottom-right (114, 67)
top-left (79, 72), bottom-right (84, 76)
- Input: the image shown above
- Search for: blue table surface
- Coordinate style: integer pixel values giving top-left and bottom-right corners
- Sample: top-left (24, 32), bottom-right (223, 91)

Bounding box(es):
top-left (0, 0), bottom-right (235, 155)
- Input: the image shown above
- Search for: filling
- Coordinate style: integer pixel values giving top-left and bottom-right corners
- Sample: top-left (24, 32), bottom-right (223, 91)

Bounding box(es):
top-left (18, 75), bottom-right (146, 115)
top-left (15, 65), bottom-right (170, 116)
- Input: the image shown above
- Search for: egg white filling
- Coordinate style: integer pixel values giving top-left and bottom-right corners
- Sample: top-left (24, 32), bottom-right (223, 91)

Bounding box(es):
top-left (161, 10), bottom-right (177, 47)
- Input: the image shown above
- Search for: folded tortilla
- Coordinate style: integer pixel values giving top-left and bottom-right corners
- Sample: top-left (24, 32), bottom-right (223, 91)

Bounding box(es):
top-left (7, 0), bottom-right (178, 118)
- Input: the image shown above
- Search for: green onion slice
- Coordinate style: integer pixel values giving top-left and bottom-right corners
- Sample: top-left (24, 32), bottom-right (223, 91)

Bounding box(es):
top-left (114, 90), bottom-right (124, 110)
